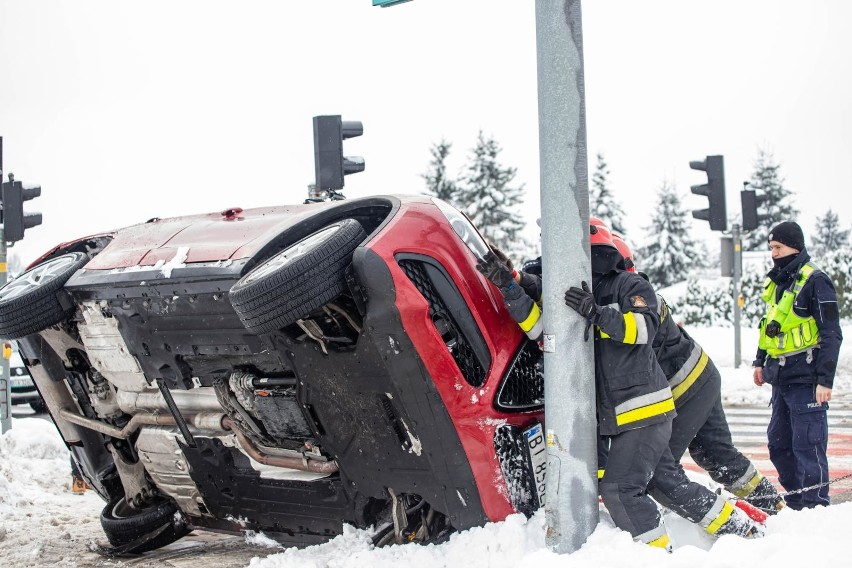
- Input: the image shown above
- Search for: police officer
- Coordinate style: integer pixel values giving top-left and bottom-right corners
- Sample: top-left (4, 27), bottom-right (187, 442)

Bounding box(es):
top-left (609, 231), bottom-right (784, 514)
top-left (753, 221), bottom-right (842, 509)
top-left (478, 224), bottom-right (757, 548)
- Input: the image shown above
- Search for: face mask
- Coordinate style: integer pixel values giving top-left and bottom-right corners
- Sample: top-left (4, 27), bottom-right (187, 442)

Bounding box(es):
top-left (773, 253), bottom-right (797, 270)
top-left (591, 247), bottom-right (621, 276)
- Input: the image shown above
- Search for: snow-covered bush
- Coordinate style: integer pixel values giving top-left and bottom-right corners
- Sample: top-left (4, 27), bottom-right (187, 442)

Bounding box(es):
top-left (681, 245), bottom-right (852, 327)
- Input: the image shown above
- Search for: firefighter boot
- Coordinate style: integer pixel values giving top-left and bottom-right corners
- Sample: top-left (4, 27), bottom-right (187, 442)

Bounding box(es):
top-left (743, 476), bottom-right (785, 515)
top-left (714, 505), bottom-right (764, 539)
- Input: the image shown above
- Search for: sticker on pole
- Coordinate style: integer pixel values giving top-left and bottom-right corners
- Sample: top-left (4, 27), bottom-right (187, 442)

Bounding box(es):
top-left (542, 334), bottom-right (555, 353)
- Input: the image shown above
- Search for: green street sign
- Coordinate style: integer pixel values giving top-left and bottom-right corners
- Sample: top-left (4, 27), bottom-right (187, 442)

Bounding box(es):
top-left (372, 0), bottom-right (412, 7)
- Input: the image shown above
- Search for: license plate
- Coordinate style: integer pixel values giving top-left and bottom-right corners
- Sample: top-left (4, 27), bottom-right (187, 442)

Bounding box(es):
top-left (524, 423), bottom-right (546, 508)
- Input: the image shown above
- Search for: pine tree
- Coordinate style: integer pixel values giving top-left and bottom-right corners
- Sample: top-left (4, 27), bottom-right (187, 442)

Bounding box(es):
top-left (421, 139), bottom-right (459, 205)
top-left (742, 148), bottom-right (799, 250)
top-left (812, 209), bottom-right (850, 256)
top-left (590, 152), bottom-right (626, 235)
top-left (637, 181), bottom-right (703, 288)
top-left (456, 131), bottom-right (530, 257)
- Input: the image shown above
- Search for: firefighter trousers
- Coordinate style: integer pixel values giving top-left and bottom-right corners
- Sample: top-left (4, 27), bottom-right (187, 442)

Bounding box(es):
top-left (670, 362), bottom-right (755, 492)
top-left (599, 420), bottom-right (671, 543)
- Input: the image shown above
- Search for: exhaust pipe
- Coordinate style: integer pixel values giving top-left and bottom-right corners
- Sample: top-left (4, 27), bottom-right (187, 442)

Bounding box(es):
top-left (222, 417), bottom-right (339, 474)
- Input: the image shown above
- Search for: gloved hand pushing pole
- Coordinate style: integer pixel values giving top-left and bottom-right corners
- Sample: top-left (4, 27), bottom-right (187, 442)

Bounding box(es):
top-left (564, 281), bottom-right (598, 341)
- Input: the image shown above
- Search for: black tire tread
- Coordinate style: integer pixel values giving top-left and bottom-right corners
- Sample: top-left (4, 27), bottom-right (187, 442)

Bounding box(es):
top-left (230, 219), bottom-right (366, 333)
top-left (0, 252), bottom-right (88, 340)
top-left (100, 496), bottom-right (190, 553)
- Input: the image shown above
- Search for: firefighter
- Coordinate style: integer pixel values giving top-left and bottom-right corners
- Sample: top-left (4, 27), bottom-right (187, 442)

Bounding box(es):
top-left (610, 231), bottom-right (784, 514)
top-left (753, 221), bottom-right (842, 509)
top-left (477, 224), bottom-right (758, 548)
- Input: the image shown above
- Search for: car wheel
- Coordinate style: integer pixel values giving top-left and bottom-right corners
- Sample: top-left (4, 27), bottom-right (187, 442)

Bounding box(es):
top-left (230, 219), bottom-right (366, 333)
top-left (100, 496), bottom-right (191, 553)
top-left (0, 252), bottom-right (88, 340)
top-left (29, 399), bottom-right (47, 413)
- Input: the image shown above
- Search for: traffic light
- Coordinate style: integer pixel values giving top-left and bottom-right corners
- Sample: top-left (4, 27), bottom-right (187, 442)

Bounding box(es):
top-left (313, 115), bottom-right (365, 191)
top-left (1, 179), bottom-right (42, 243)
top-left (689, 155), bottom-right (727, 232)
top-left (741, 188), bottom-right (769, 232)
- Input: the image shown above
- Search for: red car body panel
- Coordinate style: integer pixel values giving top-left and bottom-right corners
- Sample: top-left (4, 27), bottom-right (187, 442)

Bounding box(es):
top-left (364, 201), bottom-right (540, 521)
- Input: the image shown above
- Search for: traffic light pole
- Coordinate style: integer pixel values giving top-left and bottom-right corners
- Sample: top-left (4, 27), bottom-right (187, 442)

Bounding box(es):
top-left (732, 223), bottom-right (743, 369)
top-left (0, 136), bottom-right (10, 433)
top-left (536, 0), bottom-right (598, 553)
top-left (0, 232), bottom-right (9, 434)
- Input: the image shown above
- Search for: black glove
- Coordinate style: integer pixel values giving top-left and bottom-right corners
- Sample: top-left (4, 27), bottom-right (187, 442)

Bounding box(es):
top-left (564, 281), bottom-right (597, 320)
top-left (488, 242), bottom-right (514, 271)
top-left (476, 251), bottom-right (516, 289)
top-left (765, 320), bottom-right (781, 338)
top-left (565, 281), bottom-right (597, 342)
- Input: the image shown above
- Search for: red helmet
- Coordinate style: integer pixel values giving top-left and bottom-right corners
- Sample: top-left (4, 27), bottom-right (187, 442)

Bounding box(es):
top-left (590, 216), bottom-right (607, 229)
top-left (589, 223), bottom-right (618, 251)
top-left (611, 232), bottom-right (636, 272)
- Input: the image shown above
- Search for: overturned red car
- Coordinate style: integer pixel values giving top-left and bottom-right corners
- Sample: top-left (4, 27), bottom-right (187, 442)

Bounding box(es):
top-left (0, 194), bottom-right (544, 552)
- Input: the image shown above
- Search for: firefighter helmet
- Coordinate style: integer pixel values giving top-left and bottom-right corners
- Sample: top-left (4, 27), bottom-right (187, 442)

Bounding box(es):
top-left (611, 232), bottom-right (636, 273)
top-left (589, 223), bottom-right (618, 251)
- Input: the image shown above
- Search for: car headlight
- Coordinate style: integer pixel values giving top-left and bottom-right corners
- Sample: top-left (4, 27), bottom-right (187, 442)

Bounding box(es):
top-left (431, 198), bottom-right (490, 260)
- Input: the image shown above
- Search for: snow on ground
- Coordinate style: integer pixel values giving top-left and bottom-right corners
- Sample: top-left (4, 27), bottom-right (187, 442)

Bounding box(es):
top-left (0, 417), bottom-right (104, 566)
top-left (245, 503), bottom-right (852, 568)
top-left (3, 326), bottom-right (852, 567)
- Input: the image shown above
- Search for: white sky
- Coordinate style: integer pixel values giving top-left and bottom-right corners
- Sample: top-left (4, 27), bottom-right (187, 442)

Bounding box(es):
top-left (2, 0), bottom-right (851, 267)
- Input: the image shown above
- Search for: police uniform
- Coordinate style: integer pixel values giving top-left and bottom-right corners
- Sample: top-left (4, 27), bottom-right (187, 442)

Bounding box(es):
top-left (755, 242), bottom-right (842, 509)
top-left (649, 295), bottom-right (782, 511)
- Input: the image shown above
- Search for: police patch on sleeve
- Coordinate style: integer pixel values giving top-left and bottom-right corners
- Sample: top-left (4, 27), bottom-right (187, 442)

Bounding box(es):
top-left (631, 295), bottom-right (648, 308)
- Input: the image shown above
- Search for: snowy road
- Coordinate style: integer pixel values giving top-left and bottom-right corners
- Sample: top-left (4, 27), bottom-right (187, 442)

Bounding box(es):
top-left (702, 405), bottom-right (852, 501)
top-left (6, 400), bottom-right (852, 568)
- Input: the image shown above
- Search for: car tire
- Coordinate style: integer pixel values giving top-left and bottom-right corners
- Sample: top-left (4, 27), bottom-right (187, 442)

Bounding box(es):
top-left (29, 399), bottom-right (47, 413)
top-left (0, 252), bottom-right (89, 340)
top-left (230, 219), bottom-right (366, 333)
top-left (100, 496), bottom-right (191, 553)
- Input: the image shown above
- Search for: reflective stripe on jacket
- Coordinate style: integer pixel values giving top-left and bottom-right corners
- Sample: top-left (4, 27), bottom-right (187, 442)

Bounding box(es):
top-left (593, 271), bottom-right (675, 435)
top-left (653, 295), bottom-right (710, 406)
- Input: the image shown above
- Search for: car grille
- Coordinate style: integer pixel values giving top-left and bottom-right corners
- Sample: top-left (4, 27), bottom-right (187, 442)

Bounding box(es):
top-left (493, 424), bottom-right (539, 516)
top-left (397, 257), bottom-right (488, 387)
top-left (495, 340), bottom-right (544, 412)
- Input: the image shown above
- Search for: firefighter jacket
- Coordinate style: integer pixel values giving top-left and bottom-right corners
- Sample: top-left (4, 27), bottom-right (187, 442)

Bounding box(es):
top-left (753, 250), bottom-right (843, 389)
top-left (592, 271), bottom-right (676, 435)
top-left (500, 271), bottom-right (544, 342)
top-left (499, 268), bottom-right (675, 435)
top-left (653, 295), bottom-right (710, 407)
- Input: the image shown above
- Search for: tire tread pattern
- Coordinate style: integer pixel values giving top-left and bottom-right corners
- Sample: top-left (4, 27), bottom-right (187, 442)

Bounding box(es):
top-left (0, 252), bottom-right (88, 340)
top-left (230, 219), bottom-right (366, 334)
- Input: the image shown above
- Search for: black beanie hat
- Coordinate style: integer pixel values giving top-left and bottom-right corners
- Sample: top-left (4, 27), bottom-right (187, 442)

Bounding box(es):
top-left (768, 221), bottom-right (805, 251)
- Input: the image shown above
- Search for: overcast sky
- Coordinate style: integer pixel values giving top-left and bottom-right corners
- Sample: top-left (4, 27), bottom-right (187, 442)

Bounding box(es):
top-left (1, 0), bottom-right (850, 268)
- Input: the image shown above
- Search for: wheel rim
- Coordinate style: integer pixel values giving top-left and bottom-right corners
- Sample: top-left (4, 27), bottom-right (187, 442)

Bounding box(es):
top-left (240, 224), bottom-right (343, 286)
top-left (0, 254), bottom-right (82, 302)
top-left (111, 496), bottom-right (164, 519)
